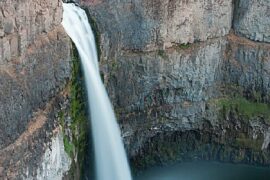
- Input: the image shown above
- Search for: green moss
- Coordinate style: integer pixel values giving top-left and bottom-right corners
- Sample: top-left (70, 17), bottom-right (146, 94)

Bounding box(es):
top-left (58, 110), bottom-right (75, 158)
top-left (218, 97), bottom-right (270, 122)
top-left (59, 111), bottom-right (65, 128)
top-left (64, 135), bottom-right (75, 158)
top-left (60, 44), bottom-right (89, 178)
top-left (70, 44), bottom-right (88, 161)
top-left (178, 43), bottom-right (191, 49)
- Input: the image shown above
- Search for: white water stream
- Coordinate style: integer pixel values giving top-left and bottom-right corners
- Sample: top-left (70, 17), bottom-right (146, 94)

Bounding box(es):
top-left (62, 3), bottom-right (132, 180)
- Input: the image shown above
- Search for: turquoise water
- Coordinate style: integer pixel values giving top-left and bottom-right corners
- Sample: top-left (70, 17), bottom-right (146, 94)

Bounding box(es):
top-left (136, 161), bottom-right (270, 180)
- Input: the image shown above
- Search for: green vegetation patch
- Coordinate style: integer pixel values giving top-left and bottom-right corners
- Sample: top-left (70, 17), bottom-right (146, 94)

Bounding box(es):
top-left (70, 44), bottom-right (88, 161)
top-left (59, 110), bottom-right (65, 128)
top-left (58, 44), bottom-right (89, 178)
top-left (218, 97), bottom-right (270, 122)
top-left (64, 135), bottom-right (75, 157)
top-left (178, 43), bottom-right (191, 49)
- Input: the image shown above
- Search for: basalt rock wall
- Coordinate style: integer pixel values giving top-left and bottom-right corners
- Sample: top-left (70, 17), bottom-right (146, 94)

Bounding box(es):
top-left (0, 0), bottom-right (269, 178)
top-left (82, 0), bottom-right (270, 168)
top-left (0, 0), bottom-right (73, 179)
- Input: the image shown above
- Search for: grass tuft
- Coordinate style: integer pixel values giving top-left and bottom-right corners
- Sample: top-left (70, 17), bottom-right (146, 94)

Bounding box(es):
top-left (178, 43), bottom-right (191, 49)
top-left (218, 97), bottom-right (270, 122)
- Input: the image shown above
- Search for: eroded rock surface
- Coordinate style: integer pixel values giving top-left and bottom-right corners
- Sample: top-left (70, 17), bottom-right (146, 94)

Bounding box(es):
top-left (84, 0), bottom-right (232, 51)
top-left (0, 27), bottom-right (71, 149)
top-left (0, 0), bottom-right (64, 62)
top-left (82, 0), bottom-right (270, 169)
top-left (233, 0), bottom-right (270, 42)
top-left (0, 95), bottom-right (71, 179)
top-left (0, 0), bottom-right (269, 178)
top-left (224, 34), bottom-right (270, 102)
top-left (0, 0), bottom-right (73, 179)
top-left (103, 38), bottom-right (227, 156)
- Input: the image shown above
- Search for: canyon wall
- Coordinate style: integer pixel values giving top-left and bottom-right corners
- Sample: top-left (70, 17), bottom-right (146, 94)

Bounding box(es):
top-left (83, 0), bottom-right (270, 168)
top-left (233, 0), bottom-right (270, 43)
top-left (0, 0), bottom-right (74, 179)
top-left (0, 0), bottom-right (269, 179)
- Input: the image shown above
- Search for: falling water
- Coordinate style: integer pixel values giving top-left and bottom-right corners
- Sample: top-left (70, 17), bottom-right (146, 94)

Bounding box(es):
top-left (62, 3), bottom-right (132, 180)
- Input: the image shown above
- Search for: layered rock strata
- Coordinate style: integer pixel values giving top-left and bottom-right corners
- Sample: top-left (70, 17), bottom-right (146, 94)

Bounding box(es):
top-left (0, 0), bottom-right (269, 178)
top-left (0, 0), bottom-right (74, 179)
top-left (233, 0), bottom-right (270, 43)
top-left (82, 0), bottom-right (270, 169)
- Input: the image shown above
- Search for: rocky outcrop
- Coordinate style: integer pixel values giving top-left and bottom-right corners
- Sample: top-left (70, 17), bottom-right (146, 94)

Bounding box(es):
top-left (0, 0), bottom-right (269, 178)
top-left (0, 0), bottom-right (75, 179)
top-left (82, 0), bottom-right (270, 170)
top-left (0, 28), bottom-right (71, 149)
top-left (34, 132), bottom-right (71, 180)
top-left (84, 0), bottom-right (232, 52)
top-left (0, 0), bottom-right (63, 62)
top-left (233, 0), bottom-right (270, 43)
top-left (0, 93), bottom-right (71, 179)
top-left (0, 0), bottom-right (70, 149)
top-left (106, 38), bottom-right (227, 156)
top-left (224, 34), bottom-right (270, 102)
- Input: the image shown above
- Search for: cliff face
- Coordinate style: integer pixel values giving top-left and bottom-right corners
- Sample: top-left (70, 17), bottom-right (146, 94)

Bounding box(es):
top-left (0, 0), bottom-right (269, 179)
top-left (83, 0), bottom-right (232, 51)
top-left (83, 0), bottom-right (270, 168)
top-left (0, 0), bottom-right (73, 179)
top-left (0, 0), bottom-right (69, 148)
top-left (233, 0), bottom-right (270, 42)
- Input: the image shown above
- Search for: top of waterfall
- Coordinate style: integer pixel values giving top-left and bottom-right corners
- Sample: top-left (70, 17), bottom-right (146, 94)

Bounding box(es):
top-left (63, 0), bottom-right (80, 6)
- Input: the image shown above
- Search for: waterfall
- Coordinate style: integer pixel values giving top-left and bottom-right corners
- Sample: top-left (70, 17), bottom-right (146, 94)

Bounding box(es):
top-left (62, 3), bottom-right (132, 180)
